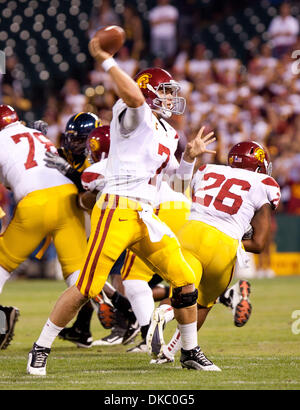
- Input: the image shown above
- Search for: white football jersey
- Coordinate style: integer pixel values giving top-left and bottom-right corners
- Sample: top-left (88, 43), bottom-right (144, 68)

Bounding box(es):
top-left (81, 159), bottom-right (190, 207)
top-left (103, 100), bottom-right (179, 204)
top-left (190, 164), bottom-right (281, 240)
top-left (0, 122), bottom-right (73, 203)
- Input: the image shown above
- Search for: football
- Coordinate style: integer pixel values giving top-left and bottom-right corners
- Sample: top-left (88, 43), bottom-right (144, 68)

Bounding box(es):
top-left (92, 25), bottom-right (126, 55)
top-left (242, 224), bottom-right (254, 240)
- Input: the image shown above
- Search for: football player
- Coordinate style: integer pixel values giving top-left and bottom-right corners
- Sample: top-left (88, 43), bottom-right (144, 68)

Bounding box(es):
top-left (0, 104), bottom-right (89, 349)
top-left (147, 141), bottom-right (280, 370)
top-left (43, 117), bottom-right (132, 347)
top-left (27, 37), bottom-right (216, 375)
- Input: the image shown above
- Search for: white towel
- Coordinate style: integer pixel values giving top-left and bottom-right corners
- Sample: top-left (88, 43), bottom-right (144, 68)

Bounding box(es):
top-left (138, 203), bottom-right (176, 243)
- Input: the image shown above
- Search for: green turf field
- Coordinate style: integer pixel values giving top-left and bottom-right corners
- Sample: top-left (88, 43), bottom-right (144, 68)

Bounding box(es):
top-left (0, 277), bottom-right (299, 390)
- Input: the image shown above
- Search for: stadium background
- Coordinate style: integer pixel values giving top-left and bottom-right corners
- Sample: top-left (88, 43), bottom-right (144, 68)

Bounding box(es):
top-left (0, 0), bottom-right (300, 277)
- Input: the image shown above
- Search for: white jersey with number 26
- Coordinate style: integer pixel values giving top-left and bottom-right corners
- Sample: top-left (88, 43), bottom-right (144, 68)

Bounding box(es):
top-left (190, 164), bottom-right (281, 240)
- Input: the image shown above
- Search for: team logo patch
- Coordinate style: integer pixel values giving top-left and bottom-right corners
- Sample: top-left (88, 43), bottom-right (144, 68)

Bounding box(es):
top-left (254, 147), bottom-right (265, 163)
top-left (136, 73), bottom-right (152, 89)
top-left (90, 139), bottom-right (100, 152)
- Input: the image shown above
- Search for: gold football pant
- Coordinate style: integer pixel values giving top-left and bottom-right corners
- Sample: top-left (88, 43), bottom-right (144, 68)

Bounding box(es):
top-left (0, 184), bottom-right (87, 279)
top-left (177, 220), bottom-right (238, 308)
top-left (76, 195), bottom-right (195, 299)
top-left (121, 201), bottom-right (191, 283)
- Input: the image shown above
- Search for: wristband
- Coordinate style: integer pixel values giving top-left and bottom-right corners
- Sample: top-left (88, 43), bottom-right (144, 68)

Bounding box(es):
top-left (102, 57), bottom-right (117, 72)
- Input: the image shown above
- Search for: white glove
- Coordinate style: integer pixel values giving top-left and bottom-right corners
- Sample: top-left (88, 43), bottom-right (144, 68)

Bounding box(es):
top-left (44, 151), bottom-right (71, 175)
top-left (30, 120), bottom-right (49, 135)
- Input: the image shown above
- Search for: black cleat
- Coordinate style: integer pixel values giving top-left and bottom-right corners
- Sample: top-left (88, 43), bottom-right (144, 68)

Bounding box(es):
top-left (180, 346), bottom-right (221, 371)
top-left (92, 325), bottom-right (125, 346)
top-left (58, 326), bottom-right (93, 348)
top-left (122, 319), bottom-right (140, 345)
top-left (0, 306), bottom-right (20, 350)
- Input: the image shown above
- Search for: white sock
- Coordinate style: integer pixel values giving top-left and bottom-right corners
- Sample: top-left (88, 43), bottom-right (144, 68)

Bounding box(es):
top-left (65, 270), bottom-right (80, 288)
top-left (165, 327), bottom-right (182, 357)
top-left (0, 266), bottom-right (11, 294)
top-left (177, 321), bottom-right (198, 351)
top-left (36, 318), bottom-right (63, 349)
top-left (123, 280), bottom-right (154, 327)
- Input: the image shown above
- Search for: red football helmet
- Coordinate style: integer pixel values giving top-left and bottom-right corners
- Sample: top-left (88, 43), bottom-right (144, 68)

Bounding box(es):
top-left (134, 67), bottom-right (186, 118)
top-left (0, 105), bottom-right (19, 131)
top-left (228, 141), bottom-right (272, 175)
top-left (86, 125), bottom-right (110, 163)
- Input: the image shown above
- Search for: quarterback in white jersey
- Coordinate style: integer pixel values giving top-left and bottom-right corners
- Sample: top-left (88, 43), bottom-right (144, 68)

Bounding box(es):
top-left (27, 36), bottom-right (216, 376)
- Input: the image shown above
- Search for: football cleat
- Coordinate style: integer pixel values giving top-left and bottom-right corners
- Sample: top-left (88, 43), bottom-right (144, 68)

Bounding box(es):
top-left (27, 343), bottom-right (51, 376)
top-left (58, 326), bottom-right (93, 348)
top-left (150, 351), bottom-right (175, 364)
top-left (122, 319), bottom-right (140, 345)
top-left (146, 306), bottom-right (167, 358)
top-left (126, 340), bottom-right (148, 353)
top-left (0, 306), bottom-right (20, 350)
top-left (92, 326), bottom-right (125, 346)
top-left (91, 292), bottom-right (116, 330)
top-left (180, 346), bottom-right (221, 371)
top-left (219, 280), bottom-right (252, 327)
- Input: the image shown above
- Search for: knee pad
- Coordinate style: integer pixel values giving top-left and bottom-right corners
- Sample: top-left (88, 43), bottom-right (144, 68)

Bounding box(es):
top-left (171, 286), bottom-right (198, 309)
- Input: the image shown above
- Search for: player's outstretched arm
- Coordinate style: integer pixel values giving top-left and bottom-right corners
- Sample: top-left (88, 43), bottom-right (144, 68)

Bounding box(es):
top-left (170, 126), bottom-right (216, 193)
top-left (89, 38), bottom-right (144, 108)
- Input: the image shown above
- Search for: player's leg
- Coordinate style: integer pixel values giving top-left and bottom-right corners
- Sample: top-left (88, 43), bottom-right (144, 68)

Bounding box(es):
top-left (49, 185), bottom-right (94, 347)
top-left (0, 192), bottom-right (52, 350)
top-left (131, 231), bottom-right (200, 367)
top-left (147, 247), bottom-right (202, 363)
top-left (92, 251), bottom-right (130, 346)
top-left (121, 250), bottom-right (155, 350)
top-left (27, 194), bottom-right (145, 374)
top-left (0, 194), bottom-right (51, 293)
top-left (149, 221), bottom-right (228, 370)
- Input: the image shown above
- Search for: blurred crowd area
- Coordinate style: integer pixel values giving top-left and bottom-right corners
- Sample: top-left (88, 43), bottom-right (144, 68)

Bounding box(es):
top-left (1, 0), bottom-right (300, 219)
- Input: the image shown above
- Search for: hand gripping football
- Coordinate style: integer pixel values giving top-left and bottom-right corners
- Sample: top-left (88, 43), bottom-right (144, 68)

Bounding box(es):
top-left (92, 25), bottom-right (125, 55)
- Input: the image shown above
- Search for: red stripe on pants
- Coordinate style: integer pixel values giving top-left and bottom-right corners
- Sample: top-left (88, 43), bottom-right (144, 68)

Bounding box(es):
top-left (84, 195), bottom-right (119, 297)
top-left (122, 253), bottom-right (136, 280)
top-left (77, 194), bottom-right (108, 291)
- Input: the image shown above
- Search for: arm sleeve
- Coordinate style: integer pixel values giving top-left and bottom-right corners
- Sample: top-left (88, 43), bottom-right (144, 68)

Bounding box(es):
top-left (163, 153), bottom-right (196, 193)
top-left (252, 177), bottom-right (281, 211)
top-left (119, 102), bottom-right (150, 136)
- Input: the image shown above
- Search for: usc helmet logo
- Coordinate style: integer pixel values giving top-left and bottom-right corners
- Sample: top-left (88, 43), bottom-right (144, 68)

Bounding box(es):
top-left (136, 73), bottom-right (152, 89)
top-left (89, 138), bottom-right (100, 152)
top-left (254, 147), bottom-right (265, 163)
